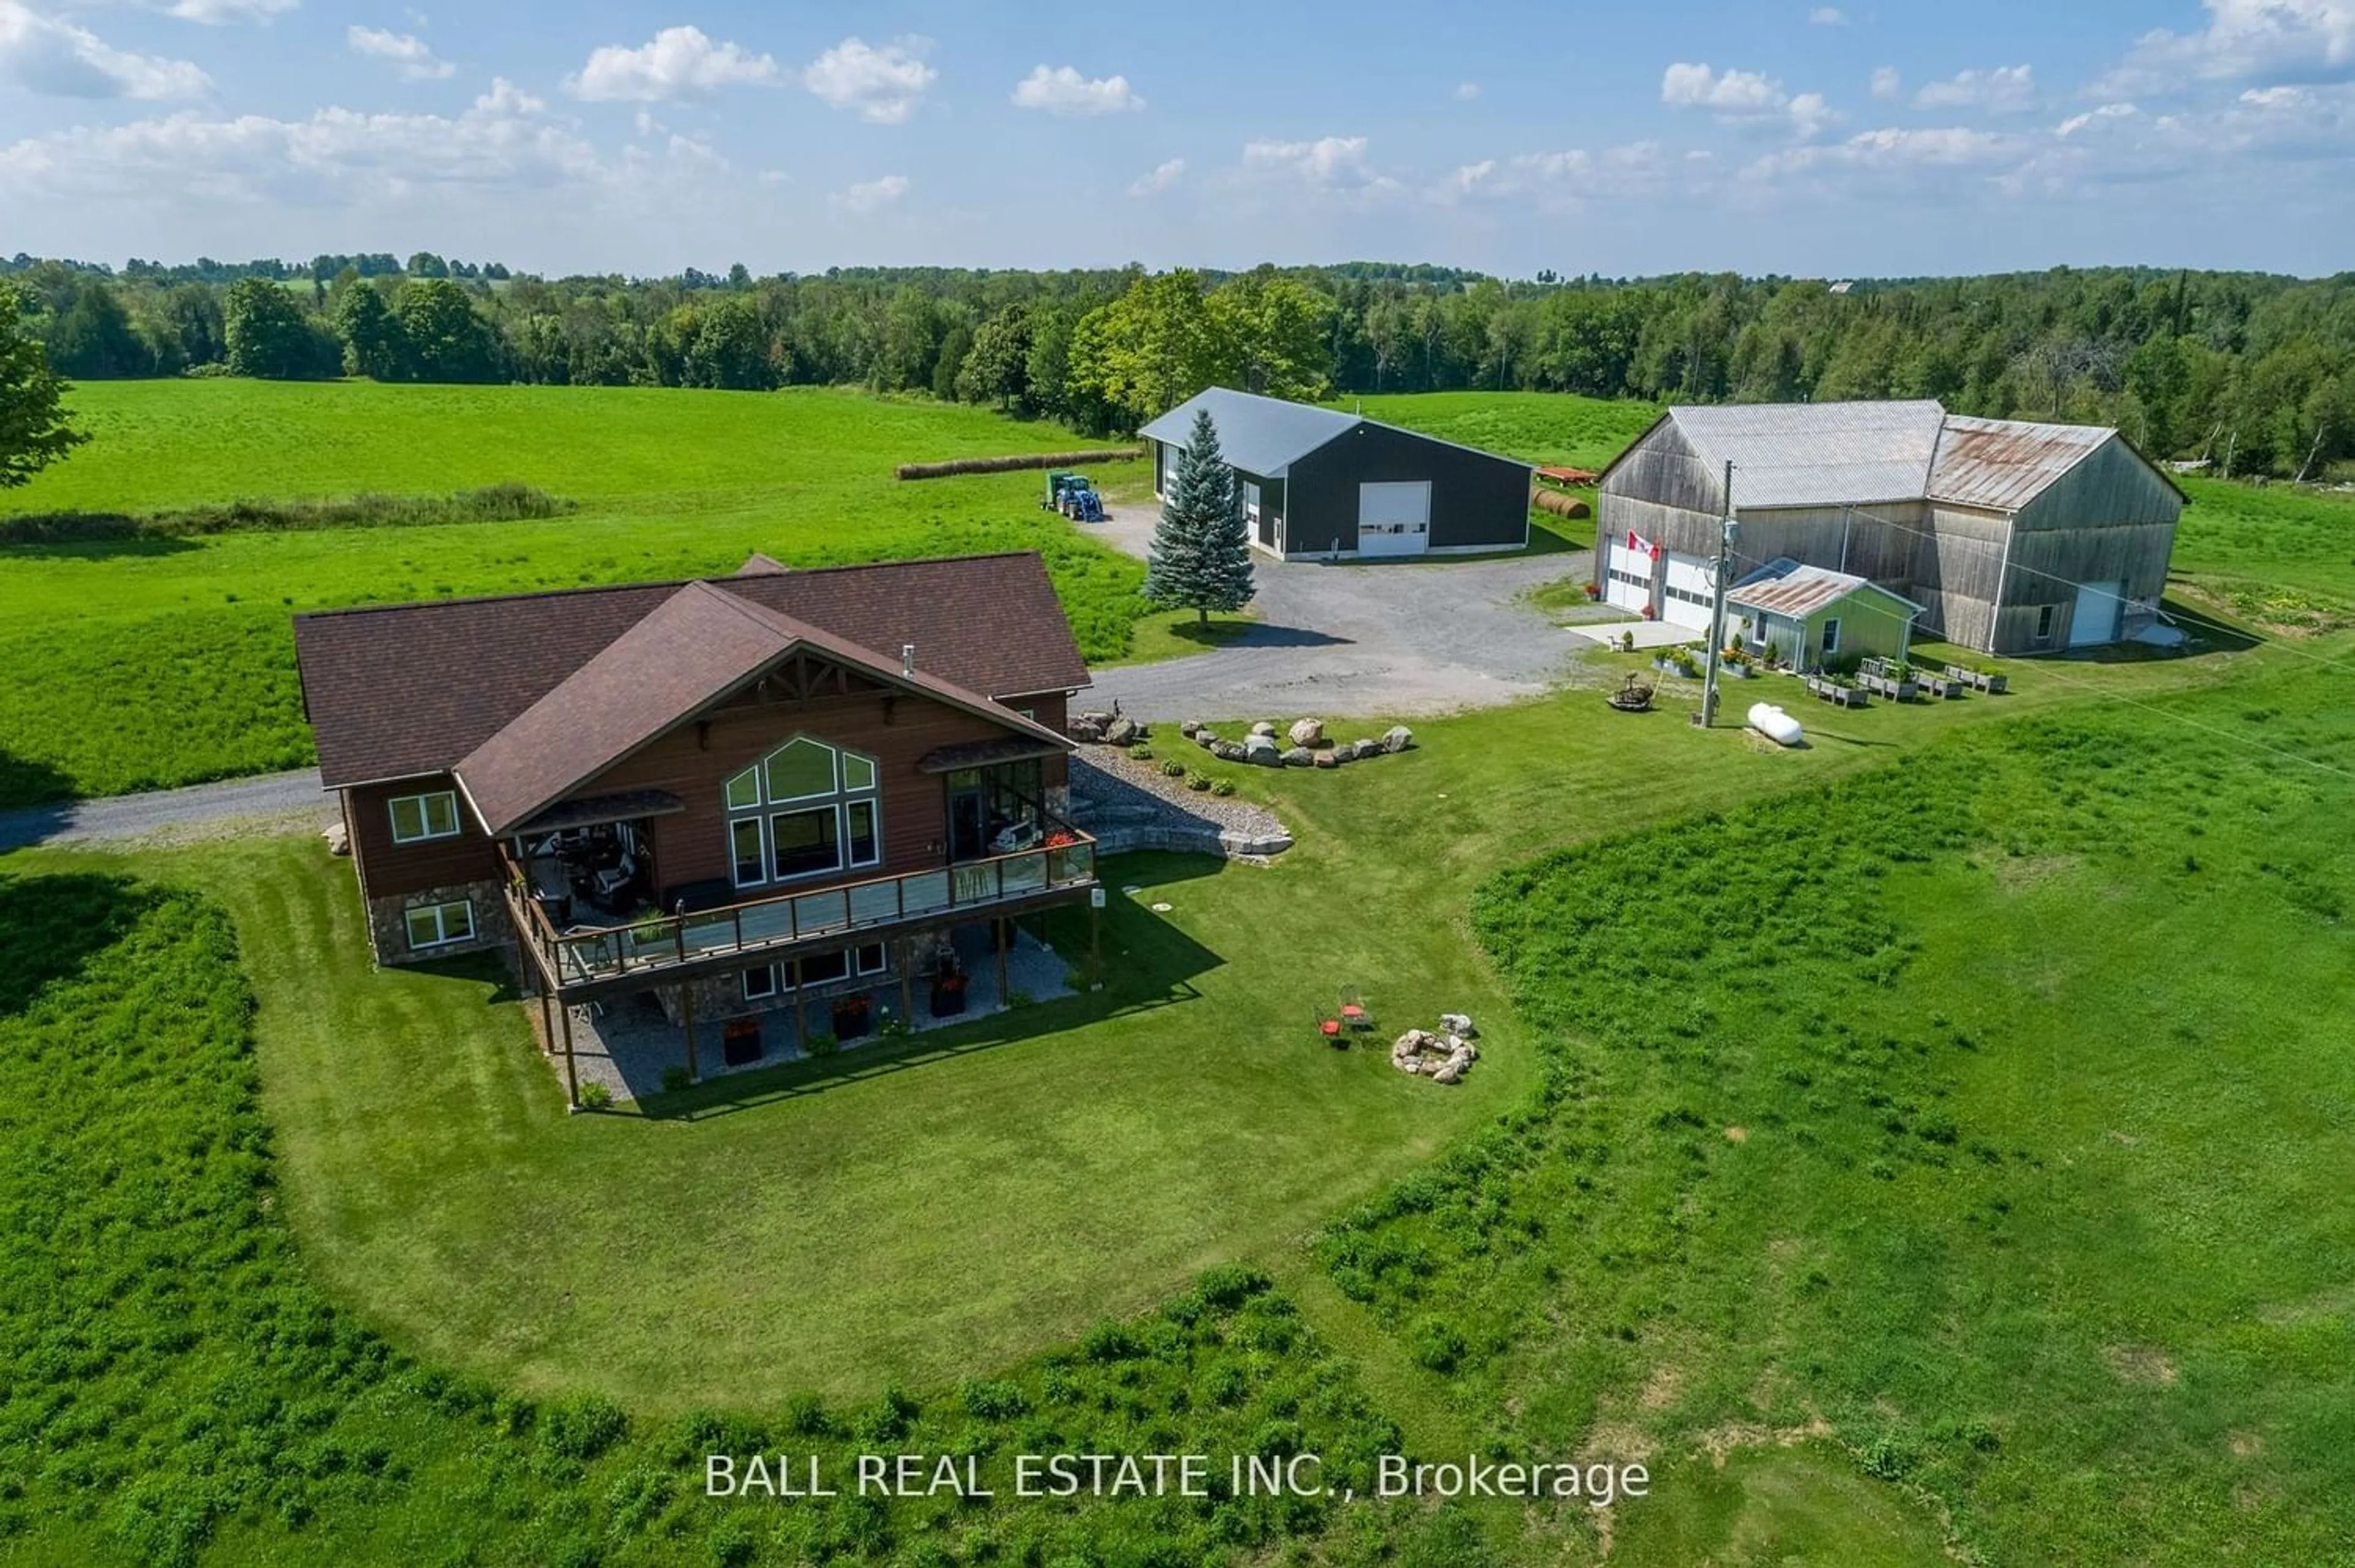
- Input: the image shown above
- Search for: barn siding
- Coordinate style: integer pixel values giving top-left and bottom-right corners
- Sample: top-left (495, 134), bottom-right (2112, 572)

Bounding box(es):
top-left (1600, 416), bottom-right (1725, 516)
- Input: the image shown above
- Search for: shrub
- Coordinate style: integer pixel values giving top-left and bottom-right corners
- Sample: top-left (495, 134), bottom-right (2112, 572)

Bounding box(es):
top-left (1129, 744), bottom-right (1154, 760)
top-left (659, 1065), bottom-right (692, 1094)
top-left (541, 1396), bottom-right (629, 1461)
top-left (1410, 1318), bottom-right (1468, 1372)
top-left (804, 1031), bottom-right (839, 1058)
top-left (0, 484), bottom-right (575, 546)
top-left (782, 1392), bottom-right (834, 1437)
top-left (575, 1081), bottom-right (613, 1111)
top-left (1005, 988), bottom-right (1034, 1009)
top-left (959, 1379), bottom-right (1031, 1420)
top-left (1185, 770), bottom-right (1212, 791)
top-left (1160, 759), bottom-right (1186, 778)
top-left (1209, 779), bottom-right (1236, 797)
top-left (1081, 1320), bottom-right (1144, 1363)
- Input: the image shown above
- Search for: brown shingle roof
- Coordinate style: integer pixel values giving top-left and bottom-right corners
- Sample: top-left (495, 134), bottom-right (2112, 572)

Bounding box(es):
top-left (294, 553), bottom-right (1090, 789)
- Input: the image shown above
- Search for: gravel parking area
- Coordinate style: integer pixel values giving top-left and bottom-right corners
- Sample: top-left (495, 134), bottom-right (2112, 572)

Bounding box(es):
top-left (1084, 502), bottom-right (1596, 722)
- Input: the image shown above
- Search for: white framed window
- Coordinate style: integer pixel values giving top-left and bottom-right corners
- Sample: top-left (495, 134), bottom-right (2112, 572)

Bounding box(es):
top-left (724, 736), bottom-right (882, 889)
top-left (403, 899), bottom-right (473, 951)
top-left (389, 790), bottom-right (460, 844)
top-left (1820, 618), bottom-right (1842, 656)
top-left (2035, 605), bottom-right (2056, 641)
top-left (746, 943), bottom-right (889, 999)
top-left (742, 964), bottom-right (778, 1001)
top-left (854, 941), bottom-right (887, 977)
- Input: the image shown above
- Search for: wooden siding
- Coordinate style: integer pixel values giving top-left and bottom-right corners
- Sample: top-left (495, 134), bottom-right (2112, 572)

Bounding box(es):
top-left (1284, 423), bottom-right (1530, 554)
top-left (570, 670), bottom-right (1048, 900)
top-left (347, 774), bottom-right (500, 901)
top-left (1599, 417), bottom-right (1726, 517)
top-left (1996, 437), bottom-right (2181, 652)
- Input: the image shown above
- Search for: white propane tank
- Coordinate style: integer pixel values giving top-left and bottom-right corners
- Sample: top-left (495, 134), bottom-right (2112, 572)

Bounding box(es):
top-left (1747, 702), bottom-right (1804, 747)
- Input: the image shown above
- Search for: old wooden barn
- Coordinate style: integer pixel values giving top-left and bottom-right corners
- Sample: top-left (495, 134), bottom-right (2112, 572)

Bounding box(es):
top-left (1596, 400), bottom-right (2188, 655)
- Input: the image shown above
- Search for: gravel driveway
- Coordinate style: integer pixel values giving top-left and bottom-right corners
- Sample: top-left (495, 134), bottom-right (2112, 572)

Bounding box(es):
top-left (1086, 502), bottom-right (1595, 721)
top-left (0, 768), bottom-right (331, 852)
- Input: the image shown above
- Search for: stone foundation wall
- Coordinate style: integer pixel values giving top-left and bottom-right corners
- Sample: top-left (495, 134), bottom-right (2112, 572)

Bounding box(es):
top-left (364, 879), bottom-right (512, 967)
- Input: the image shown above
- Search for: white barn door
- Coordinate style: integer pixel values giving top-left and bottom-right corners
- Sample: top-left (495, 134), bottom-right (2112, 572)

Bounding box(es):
top-left (1603, 536), bottom-right (1654, 613)
top-left (1356, 481), bottom-right (1431, 557)
top-left (2070, 580), bottom-right (2123, 647)
top-left (1661, 551), bottom-right (1716, 630)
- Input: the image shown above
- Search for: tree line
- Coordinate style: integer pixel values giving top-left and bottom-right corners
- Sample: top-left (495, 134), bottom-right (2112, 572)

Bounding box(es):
top-left (6, 254), bottom-right (2351, 479)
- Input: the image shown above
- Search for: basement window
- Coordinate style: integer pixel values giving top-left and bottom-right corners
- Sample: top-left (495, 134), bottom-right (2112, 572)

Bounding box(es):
top-left (389, 790), bottom-right (461, 844)
top-left (2036, 605), bottom-right (2056, 642)
top-left (404, 899), bottom-right (473, 951)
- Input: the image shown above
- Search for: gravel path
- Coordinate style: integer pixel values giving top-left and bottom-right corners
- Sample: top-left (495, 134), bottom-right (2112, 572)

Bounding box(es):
top-left (0, 768), bottom-right (331, 852)
top-left (1086, 502), bottom-right (1596, 722)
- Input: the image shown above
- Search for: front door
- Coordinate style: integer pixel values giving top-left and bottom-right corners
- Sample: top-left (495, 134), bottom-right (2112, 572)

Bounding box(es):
top-left (946, 771), bottom-right (987, 862)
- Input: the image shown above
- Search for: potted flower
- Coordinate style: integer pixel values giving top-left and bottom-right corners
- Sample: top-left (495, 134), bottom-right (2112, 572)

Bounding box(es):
top-left (929, 959), bottom-right (968, 1018)
top-left (830, 991), bottom-right (873, 1041)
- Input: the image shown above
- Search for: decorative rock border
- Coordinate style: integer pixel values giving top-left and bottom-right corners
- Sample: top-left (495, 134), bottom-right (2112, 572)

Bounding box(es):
top-left (1179, 717), bottom-right (1414, 769)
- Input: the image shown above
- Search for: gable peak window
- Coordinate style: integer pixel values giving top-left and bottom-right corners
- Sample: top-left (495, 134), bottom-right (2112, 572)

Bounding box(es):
top-left (724, 736), bottom-right (881, 889)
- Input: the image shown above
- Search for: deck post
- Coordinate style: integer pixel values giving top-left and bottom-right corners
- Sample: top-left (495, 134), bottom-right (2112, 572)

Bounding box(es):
top-left (682, 984), bottom-right (699, 1084)
top-left (789, 958), bottom-right (805, 1054)
top-left (897, 936), bottom-right (914, 1028)
top-left (559, 1001), bottom-right (580, 1109)
top-left (537, 985), bottom-right (554, 1056)
top-left (1090, 900), bottom-right (1102, 991)
top-left (994, 917), bottom-right (1009, 1006)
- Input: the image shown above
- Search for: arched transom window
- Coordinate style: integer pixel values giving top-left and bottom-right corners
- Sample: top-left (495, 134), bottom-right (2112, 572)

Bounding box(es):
top-left (724, 736), bottom-right (881, 888)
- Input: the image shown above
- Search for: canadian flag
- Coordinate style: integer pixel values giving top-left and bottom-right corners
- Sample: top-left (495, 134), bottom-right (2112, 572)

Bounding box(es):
top-left (1625, 529), bottom-right (1662, 562)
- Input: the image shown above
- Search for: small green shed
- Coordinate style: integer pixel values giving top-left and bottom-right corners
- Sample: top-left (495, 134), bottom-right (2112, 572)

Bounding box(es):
top-left (1728, 559), bottom-right (1924, 671)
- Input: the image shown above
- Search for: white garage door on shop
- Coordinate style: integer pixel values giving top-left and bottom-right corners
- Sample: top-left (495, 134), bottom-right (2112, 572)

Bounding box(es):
top-left (1604, 537), bottom-right (1653, 613)
top-left (1356, 481), bottom-right (1431, 557)
top-left (1661, 551), bottom-right (1717, 630)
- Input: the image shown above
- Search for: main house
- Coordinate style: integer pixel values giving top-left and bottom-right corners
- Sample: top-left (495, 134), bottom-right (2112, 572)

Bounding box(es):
top-left (1139, 386), bottom-right (1532, 559)
top-left (294, 552), bottom-right (1097, 1099)
top-left (1596, 400), bottom-right (2188, 655)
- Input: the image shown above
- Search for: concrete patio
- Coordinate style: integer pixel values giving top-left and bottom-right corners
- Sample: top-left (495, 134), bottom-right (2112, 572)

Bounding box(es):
top-left (547, 924), bottom-right (1076, 1103)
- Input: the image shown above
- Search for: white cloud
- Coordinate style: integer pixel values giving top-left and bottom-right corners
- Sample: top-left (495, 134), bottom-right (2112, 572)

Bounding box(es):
top-left (1662, 61), bottom-right (1786, 115)
top-left (346, 25), bottom-right (452, 82)
top-left (0, 82), bottom-right (669, 206)
top-left (1243, 134), bottom-right (1374, 184)
top-left (1455, 80), bottom-right (1482, 99)
top-left (1441, 158), bottom-right (1495, 198)
top-left (2097, 0), bottom-right (2355, 95)
top-left (2057, 101), bottom-right (2139, 136)
top-left (1871, 66), bottom-right (1902, 101)
top-left (1663, 61), bottom-right (1839, 136)
top-left (1748, 124), bottom-right (2028, 182)
top-left (166, 0), bottom-right (297, 21)
top-left (1913, 64), bottom-right (2037, 113)
top-left (1809, 6), bottom-right (1848, 24)
top-left (1010, 63), bottom-right (1143, 115)
top-left (567, 25), bottom-right (778, 103)
top-left (756, 168), bottom-right (789, 185)
top-left (803, 36), bottom-right (934, 124)
top-left (0, 2), bottom-right (210, 99)
top-left (1441, 141), bottom-right (1683, 205)
top-left (832, 172), bottom-right (909, 213)
top-left (1127, 156), bottom-right (1183, 196)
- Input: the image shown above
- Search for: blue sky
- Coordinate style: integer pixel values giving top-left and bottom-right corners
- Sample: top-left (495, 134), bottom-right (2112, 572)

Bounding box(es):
top-left (1, 0), bottom-right (2349, 277)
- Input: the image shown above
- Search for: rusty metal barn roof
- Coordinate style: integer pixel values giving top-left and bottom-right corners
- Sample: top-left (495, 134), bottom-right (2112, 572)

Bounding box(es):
top-left (1927, 415), bottom-right (2112, 510)
top-left (1729, 559), bottom-right (1925, 620)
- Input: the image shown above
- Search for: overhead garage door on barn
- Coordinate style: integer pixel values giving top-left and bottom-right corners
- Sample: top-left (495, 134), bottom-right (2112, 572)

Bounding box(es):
top-left (1603, 537), bottom-right (1654, 613)
top-left (2069, 579), bottom-right (2124, 648)
top-left (1661, 551), bottom-right (1717, 630)
top-left (1356, 481), bottom-right (1431, 557)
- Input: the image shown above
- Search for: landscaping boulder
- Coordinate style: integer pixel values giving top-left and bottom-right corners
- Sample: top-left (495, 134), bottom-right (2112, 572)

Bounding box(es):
top-left (1179, 719), bottom-right (1201, 738)
top-left (1350, 738), bottom-right (1382, 760)
top-left (1328, 744), bottom-right (1354, 764)
top-left (1280, 746), bottom-right (1315, 768)
top-left (1193, 728), bottom-right (1219, 749)
top-left (1438, 1012), bottom-right (1477, 1038)
top-left (1380, 725), bottom-right (1415, 754)
top-left (1392, 1027), bottom-right (1478, 1084)
top-left (1250, 721), bottom-right (1277, 738)
top-left (1243, 733), bottom-right (1281, 766)
top-left (323, 820), bottom-right (350, 856)
top-left (1105, 717), bottom-right (1141, 746)
top-left (1288, 717), bottom-right (1325, 748)
top-left (1068, 716), bottom-right (1105, 743)
top-left (1312, 749), bottom-right (1339, 768)
top-left (1212, 740), bottom-right (1247, 762)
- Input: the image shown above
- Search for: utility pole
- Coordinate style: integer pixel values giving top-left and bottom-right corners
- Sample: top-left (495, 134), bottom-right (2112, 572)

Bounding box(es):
top-left (1698, 459), bottom-right (1737, 729)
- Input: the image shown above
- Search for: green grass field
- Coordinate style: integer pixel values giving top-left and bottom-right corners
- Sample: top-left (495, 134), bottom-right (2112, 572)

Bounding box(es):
top-left (6, 383), bottom-right (2355, 1564)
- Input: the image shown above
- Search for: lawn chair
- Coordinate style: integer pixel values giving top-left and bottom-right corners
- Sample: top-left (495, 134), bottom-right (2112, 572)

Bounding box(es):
top-left (1314, 1007), bottom-right (1345, 1046)
top-left (1339, 991), bottom-right (1374, 1034)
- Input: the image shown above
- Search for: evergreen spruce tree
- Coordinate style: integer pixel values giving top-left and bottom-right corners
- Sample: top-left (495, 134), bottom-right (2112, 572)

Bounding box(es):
top-left (1143, 409), bottom-right (1256, 627)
